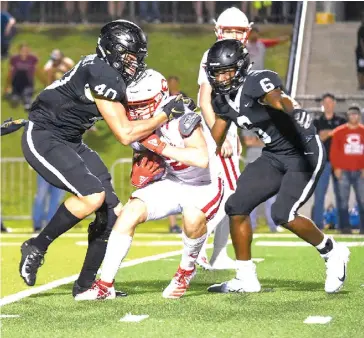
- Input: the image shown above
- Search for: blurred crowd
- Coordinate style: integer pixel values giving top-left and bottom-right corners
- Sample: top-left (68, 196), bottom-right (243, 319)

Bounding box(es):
top-left (1, 1), bottom-right (297, 24)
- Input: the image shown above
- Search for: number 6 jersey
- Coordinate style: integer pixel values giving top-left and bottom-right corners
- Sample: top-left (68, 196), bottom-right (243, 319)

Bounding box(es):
top-left (216, 70), bottom-right (317, 156)
top-left (29, 54), bottom-right (127, 141)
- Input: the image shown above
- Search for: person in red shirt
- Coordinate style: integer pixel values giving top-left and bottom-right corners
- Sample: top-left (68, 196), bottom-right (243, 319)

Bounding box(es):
top-left (330, 105), bottom-right (364, 234)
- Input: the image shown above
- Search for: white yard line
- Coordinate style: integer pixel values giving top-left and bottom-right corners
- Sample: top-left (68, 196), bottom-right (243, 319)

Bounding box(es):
top-left (304, 316), bottom-right (332, 324)
top-left (256, 241), bottom-right (364, 247)
top-left (0, 314), bottom-right (21, 318)
top-left (0, 249), bottom-right (184, 307)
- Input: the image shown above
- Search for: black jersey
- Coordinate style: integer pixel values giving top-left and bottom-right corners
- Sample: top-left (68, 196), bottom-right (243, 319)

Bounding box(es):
top-left (29, 54), bottom-right (127, 141)
top-left (216, 70), bottom-right (317, 156)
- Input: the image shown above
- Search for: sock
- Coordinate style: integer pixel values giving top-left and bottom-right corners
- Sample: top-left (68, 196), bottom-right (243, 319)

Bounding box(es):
top-left (316, 235), bottom-right (333, 255)
top-left (77, 208), bottom-right (119, 288)
top-left (197, 238), bottom-right (208, 259)
top-left (33, 203), bottom-right (81, 252)
top-left (236, 259), bottom-right (253, 279)
top-left (210, 216), bottom-right (230, 263)
top-left (100, 231), bottom-right (133, 283)
top-left (180, 232), bottom-right (207, 271)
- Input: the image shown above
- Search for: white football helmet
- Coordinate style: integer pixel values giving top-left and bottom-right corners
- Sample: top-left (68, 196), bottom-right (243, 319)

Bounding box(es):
top-left (214, 7), bottom-right (253, 44)
top-left (127, 69), bottom-right (169, 120)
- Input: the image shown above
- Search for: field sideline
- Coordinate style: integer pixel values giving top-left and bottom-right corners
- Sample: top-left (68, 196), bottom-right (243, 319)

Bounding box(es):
top-left (1, 228), bottom-right (363, 338)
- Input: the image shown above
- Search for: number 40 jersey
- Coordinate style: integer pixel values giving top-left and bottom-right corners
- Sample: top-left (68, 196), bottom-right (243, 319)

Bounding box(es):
top-left (217, 70), bottom-right (317, 156)
top-left (29, 54), bottom-right (127, 141)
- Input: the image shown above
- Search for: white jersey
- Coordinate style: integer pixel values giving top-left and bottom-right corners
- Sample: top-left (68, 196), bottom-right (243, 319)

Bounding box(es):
top-left (197, 49), bottom-right (239, 156)
top-left (131, 115), bottom-right (220, 185)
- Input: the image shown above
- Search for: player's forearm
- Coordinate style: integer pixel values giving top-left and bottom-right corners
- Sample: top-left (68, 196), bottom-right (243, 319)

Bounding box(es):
top-left (125, 114), bottom-right (168, 144)
top-left (161, 145), bottom-right (209, 168)
top-left (200, 101), bottom-right (216, 130)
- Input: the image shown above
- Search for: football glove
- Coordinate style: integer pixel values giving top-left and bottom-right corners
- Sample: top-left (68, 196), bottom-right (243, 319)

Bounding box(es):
top-left (162, 94), bottom-right (197, 121)
top-left (130, 154), bottom-right (165, 188)
top-left (140, 133), bottom-right (166, 155)
top-left (293, 109), bottom-right (312, 129)
top-left (212, 95), bottom-right (230, 119)
top-left (1, 118), bottom-right (27, 136)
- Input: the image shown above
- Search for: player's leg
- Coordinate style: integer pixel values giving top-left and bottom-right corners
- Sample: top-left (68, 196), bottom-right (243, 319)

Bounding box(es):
top-left (32, 174), bottom-right (49, 232)
top-left (271, 140), bottom-right (349, 293)
top-left (20, 122), bottom-right (105, 286)
top-left (75, 198), bottom-right (148, 300)
top-left (79, 179), bottom-right (181, 300)
top-left (70, 142), bottom-right (122, 295)
top-left (265, 195), bottom-right (277, 232)
top-left (208, 156), bottom-right (282, 293)
top-left (351, 171), bottom-right (364, 234)
top-left (163, 206), bottom-right (207, 299)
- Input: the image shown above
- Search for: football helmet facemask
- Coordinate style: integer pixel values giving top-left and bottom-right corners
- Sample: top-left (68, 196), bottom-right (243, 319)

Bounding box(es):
top-left (206, 39), bottom-right (250, 95)
top-left (126, 69), bottom-right (169, 121)
top-left (97, 20), bottom-right (148, 85)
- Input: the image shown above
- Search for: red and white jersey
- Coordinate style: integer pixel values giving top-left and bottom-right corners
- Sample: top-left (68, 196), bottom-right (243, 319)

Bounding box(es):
top-left (197, 49), bottom-right (239, 157)
top-left (131, 115), bottom-right (220, 185)
top-left (158, 116), bottom-right (220, 185)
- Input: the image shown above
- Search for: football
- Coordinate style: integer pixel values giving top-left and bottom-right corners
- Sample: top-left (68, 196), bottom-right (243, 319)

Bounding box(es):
top-left (131, 150), bottom-right (166, 188)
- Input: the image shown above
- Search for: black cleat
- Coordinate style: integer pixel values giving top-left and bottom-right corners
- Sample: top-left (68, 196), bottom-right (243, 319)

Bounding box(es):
top-left (19, 239), bottom-right (46, 286)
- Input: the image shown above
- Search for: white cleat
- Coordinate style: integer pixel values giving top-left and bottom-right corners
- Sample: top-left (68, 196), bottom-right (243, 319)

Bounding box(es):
top-left (208, 261), bottom-right (261, 293)
top-left (196, 256), bottom-right (212, 270)
top-left (210, 255), bottom-right (236, 270)
top-left (162, 266), bottom-right (196, 299)
top-left (322, 241), bottom-right (350, 293)
top-left (74, 280), bottom-right (116, 301)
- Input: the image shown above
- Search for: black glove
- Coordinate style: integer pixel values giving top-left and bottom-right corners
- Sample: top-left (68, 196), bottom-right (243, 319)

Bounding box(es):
top-left (293, 109), bottom-right (312, 129)
top-left (181, 94), bottom-right (197, 112)
top-left (212, 95), bottom-right (230, 117)
top-left (1, 118), bottom-right (28, 136)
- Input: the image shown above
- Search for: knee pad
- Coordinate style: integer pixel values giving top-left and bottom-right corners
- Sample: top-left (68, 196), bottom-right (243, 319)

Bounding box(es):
top-left (270, 202), bottom-right (288, 225)
top-left (224, 194), bottom-right (253, 216)
top-left (98, 172), bottom-right (120, 209)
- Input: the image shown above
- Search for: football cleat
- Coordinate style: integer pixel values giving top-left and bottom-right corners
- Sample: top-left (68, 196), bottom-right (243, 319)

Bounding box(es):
top-left (208, 261), bottom-right (261, 293)
top-left (322, 241), bottom-right (350, 293)
top-left (162, 266), bottom-right (196, 299)
top-left (196, 255), bottom-right (212, 270)
top-left (19, 239), bottom-right (46, 286)
top-left (74, 280), bottom-right (117, 301)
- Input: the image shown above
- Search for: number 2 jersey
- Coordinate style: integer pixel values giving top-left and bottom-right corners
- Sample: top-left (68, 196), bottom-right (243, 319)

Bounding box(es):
top-left (29, 54), bottom-right (127, 142)
top-left (217, 70), bottom-right (318, 156)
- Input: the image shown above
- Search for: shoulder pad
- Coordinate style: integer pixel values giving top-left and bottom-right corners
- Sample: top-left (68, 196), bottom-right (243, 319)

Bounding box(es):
top-left (179, 112), bottom-right (202, 138)
top-left (243, 70), bottom-right (282, 99)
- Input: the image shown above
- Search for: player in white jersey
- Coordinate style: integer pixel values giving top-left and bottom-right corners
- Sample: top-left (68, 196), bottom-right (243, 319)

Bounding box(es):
top-left (77, 69), bottom-right (223, 300)
top-left (197, 7), bottom-right (253, 270)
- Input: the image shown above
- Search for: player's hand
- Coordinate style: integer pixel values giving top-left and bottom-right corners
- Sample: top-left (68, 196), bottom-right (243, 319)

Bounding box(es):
top-left (293, 109), bottom-right (312, 129)
top-left (140, 133), bottom-right (166, 155)
top-left (130, 156), bottom-right (165, 188)
top-left (162, 94), bottom-right (185, 121)
top-left (1, 118), bottom-right (28, 136)
top-left (212, 95), bottom-right (230, 116)
top-left (219, 139), bottom-right (233, 158)
top-left (334, 168), bottom-right (342, 179)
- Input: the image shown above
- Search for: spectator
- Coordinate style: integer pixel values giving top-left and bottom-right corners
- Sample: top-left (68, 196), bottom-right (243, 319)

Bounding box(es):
top-left (242, 130), bottom-right (278, 232)
top-left (356, 12), bottom-right (364, 90)
top-left (312, 93), bottom-right (347, 229)
top-left (168, 215), bottom-right (182, 234)
top-left (1, 219), bottom-right (8, 233)
top-left (65, 1), bottom-right (88, 24)
top-left (108, 1), bottom-right (125, 21)
top-left (246, 25), bottom-right (289, 70)
top-left (167, 75), bottom-right (187, 97)
top-left (4, 43), bottom-right (38, 112)
top-left (44, 49), bottom-right (74, 85)
top-left (1, 9), bottom-right (16, 58)
top-left (194, 1), bottom-right (216, 24)
top-left (139, 1), bottom-right (160, 24)
top-left (330, 105), bottom-right (364, 234)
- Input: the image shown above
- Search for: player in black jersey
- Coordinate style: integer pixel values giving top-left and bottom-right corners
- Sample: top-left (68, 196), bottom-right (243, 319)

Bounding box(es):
top-left (204, 39), bottom-right (350, 294)
top-left (18, 20), bottom-right (188, 297)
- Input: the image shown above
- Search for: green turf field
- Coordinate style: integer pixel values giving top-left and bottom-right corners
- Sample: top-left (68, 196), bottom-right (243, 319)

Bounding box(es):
top-left (1, 24), bottom-right (291, 219)
top-left (1, 230), bottom-right (363, 338)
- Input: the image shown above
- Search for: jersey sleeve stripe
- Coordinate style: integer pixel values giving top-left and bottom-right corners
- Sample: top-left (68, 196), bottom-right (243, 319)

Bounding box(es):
top-left (26, 121), bottom-right (82, 197)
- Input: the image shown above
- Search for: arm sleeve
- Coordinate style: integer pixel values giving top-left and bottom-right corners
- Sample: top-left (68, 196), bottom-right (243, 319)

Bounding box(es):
top-left (88, 63), bottom-right (126, 103)
top-left (197, 50), bottom-right (209, 85)
top-left (330, 130), bottom-right (341, 169)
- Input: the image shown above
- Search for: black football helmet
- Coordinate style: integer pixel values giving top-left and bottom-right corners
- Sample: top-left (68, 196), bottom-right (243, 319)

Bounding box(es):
top-left (205, 39), bottom-right (250, 94)
top-left (97, 20), bottom-right (148, 85)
